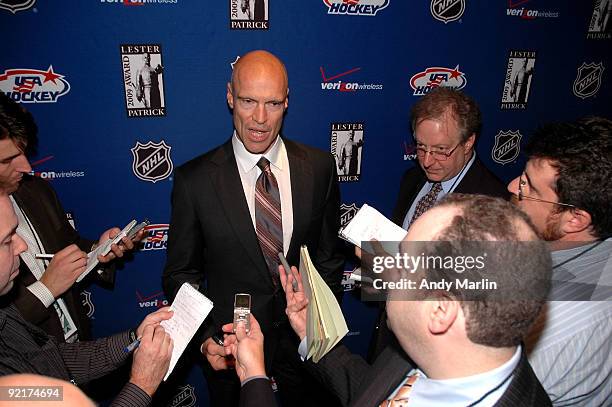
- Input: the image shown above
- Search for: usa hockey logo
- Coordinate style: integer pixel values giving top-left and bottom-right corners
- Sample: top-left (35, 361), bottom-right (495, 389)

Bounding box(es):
top-left (323, 0), bottom-right (389, 16)
top-left (430, 0), bottom-right (465, 24)
top-left (0, 66), bottom-right (70, 103)
top-left (492, 130), bottom-right (522, 165)
top-left (573, 62), bottom-right (604, 99)
top-left (131, 140), bottom-right (173, 183)
top-left (0, 0), bottom-right (36, 13)
top-left (410, 65), bottom-right (467, 96)
top-left (140, 223), bottom-right (169, 251)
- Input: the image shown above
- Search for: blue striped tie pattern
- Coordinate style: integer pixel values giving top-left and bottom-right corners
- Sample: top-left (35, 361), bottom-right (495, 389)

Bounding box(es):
top-left (255, 157), bottom-right (283, 284)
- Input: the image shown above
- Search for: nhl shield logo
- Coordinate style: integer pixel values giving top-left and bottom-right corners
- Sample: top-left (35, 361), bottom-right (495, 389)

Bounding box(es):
top-left (340, 203), bottom-right (360, 228)
top-left (131, 140), bottom-right (173, 183)
top-left (430, 0), bottom-right (465, 24)
top-left (80, 291), bottom-right (95, 318)
top-left (0, 0), bottom-right (36, 13)
top-left (573, 62), bottom-right (605, 99)
top-left (169, 385), bottom-right (196, 407)
top-left (492, 130), bottom-right (522, 165)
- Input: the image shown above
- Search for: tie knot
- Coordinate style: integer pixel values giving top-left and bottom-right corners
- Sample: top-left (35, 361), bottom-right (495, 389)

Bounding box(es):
top-left (431, 182), bottom-right (442, 193)
top-left (257, 157), bottom-right (271, 172)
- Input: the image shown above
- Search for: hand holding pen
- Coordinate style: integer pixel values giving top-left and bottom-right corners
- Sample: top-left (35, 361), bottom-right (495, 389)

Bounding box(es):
top-left (125, 307), bottom-right (173, 353)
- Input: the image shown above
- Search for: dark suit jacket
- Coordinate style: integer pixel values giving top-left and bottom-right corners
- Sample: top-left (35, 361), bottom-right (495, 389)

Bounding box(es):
top-left (392, 156), bottom-right (510, 225)
top-left (4, 175), bottom-right (108, 342)
top-left (306, 345), bottom-right (551, 407)
top-left (369, 157), bottom-right (511, 361)
top-left (162, 138), bottom-right (344, 356)
top-left (239, 378), bottom-right (277, 407)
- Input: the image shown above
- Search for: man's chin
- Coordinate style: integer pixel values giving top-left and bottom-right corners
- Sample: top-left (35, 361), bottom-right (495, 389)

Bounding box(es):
top-left (0, 280), bottom-right (14, 296)
top-left (424, 173), bottom-right (444, 182)
top-left (3, 181), bottom-right (21, 195)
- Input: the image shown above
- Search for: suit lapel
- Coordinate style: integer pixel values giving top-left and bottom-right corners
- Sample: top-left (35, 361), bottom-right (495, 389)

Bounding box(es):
top-left (208, 142), bottom-right (271, 284)
top-left (12, 178), bottom-right (55, 253)
top-left (284, 139), bottom-right (313, 259)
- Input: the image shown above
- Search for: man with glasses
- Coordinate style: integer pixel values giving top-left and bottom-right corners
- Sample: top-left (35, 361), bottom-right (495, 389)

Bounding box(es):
top-left (508, 117), bottom-right (612, 405)
top-left (369, 87), bottom-right (508, 362)
top-left (393, 87), bottom-right (508, 231)
top-left (162, 50), bottom-right (343, 407)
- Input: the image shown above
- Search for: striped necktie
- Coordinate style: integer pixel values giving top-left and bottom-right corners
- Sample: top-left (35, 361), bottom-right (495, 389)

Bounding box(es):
top-left (255, 157), bottom-right (283, 284)
top-left (380, 373), bottom-right (419, 407)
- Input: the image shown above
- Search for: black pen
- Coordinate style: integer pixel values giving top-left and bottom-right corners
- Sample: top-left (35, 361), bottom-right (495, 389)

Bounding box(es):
top-left (211, 332), bottom-right (225, 346)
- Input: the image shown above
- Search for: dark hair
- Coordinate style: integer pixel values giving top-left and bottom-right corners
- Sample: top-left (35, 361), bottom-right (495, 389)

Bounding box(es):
top-left (412, 194), bottom-right (551, 348)
top-left (410, 87), bottom-right (482, 143)
top-left (525, 117), bottom-right (612, 239)
top-left (0, 92), bottom-right (37, 152)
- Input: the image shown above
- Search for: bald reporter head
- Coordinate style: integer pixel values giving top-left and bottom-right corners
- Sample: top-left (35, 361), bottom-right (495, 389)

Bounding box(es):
top-left (0, 374), bottom-right (94, 406)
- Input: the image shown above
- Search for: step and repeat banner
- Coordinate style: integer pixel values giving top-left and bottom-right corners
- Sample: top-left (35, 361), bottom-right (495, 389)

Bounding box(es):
top-left (1, 1), bottom-right (611, 405)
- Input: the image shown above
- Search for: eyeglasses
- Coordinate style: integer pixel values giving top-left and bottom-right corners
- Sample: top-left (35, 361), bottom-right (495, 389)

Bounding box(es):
top-left (517, 176), bottom-right (576, 208)
top-left (415, 143), bottom-right (461, 161)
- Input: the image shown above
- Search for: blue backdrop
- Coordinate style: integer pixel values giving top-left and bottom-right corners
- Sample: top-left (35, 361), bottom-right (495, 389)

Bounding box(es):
top-left (2, 1), bottom-right (611, 405)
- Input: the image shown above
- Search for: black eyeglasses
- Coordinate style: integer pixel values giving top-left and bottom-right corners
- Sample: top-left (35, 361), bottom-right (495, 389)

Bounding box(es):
top-left (415, 143), bottom-right (461, 161)
top-left (517, 176), bottom-right (576, 208)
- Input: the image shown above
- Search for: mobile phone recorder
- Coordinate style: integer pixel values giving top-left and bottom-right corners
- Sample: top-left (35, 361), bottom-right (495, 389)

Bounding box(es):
top-left (232, 293), bottom-right (251, 333)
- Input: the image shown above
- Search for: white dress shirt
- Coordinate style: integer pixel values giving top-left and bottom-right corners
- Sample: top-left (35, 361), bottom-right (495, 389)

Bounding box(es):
top-left (397, 346), bottom-right (521, 406)
top-left (232, 133), bottom-right (293, 254)
top-left (402, 153), bottom-right (476, 229)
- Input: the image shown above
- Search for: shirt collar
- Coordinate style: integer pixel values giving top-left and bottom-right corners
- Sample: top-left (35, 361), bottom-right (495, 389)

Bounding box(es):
top-left (232, 131), bottom-right (284, 173)
top-left (409, 345), bottom-right (521, 405)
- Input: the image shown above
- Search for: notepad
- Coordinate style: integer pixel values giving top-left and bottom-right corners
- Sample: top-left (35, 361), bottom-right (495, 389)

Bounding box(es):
top-left (76, 220), bottom-right (138, 283)
top-left (339, 204), bottom-right (407, 247)
top-left (160, 283), bottom-right (214, 380)
top-left (299, 246), bottom-right (348, 363)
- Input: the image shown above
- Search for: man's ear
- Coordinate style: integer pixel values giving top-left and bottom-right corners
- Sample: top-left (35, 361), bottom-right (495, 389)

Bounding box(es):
top-left (427, 294), bottom-right (459, 335)
top-left (463, 134), bottom-right (476, 153)
top-left (561, 208), bottom-right (593, 235)
top-left (226, 82), bottom-right (234, 109)
top-left (284, 88), bottom-right (289, 109)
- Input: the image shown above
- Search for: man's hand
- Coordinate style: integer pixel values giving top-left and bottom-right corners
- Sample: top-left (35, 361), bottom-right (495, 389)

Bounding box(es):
top-left (40, 245), bottom-right (87, 298)
top-left (135, 307), bottom-right (173, 338)
top-left (129, 324), bottom-right (173, 397)
top-left (279, 265), bottom-right (308, 340)
top-left (222, 315), bottom-right (266, 383)
top-left (96, 227), bottom-right (145, 263)
top-left (201, 337), bottom-right (234, 370)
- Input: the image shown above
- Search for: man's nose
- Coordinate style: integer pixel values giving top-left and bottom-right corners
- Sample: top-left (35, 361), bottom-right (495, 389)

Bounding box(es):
top-left (507, 176), bottom-right (519, 196)
top-left (14, 233), bottom-right (28, 255)
top-left (420, 151), bottom-right (435, 167)
top-left (252, 103), bottom-right (267, 124)
top-left (15, 154), bottom-right (31, 174)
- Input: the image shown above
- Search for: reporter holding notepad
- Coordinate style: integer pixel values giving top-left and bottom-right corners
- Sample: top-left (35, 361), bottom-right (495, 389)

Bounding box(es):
top-left (0, 93), bottom-right (145, 343)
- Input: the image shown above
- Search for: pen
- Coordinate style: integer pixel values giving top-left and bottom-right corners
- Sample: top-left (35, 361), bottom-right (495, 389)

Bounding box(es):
top-left (35, 254), bottom-right (54, 259)
top-left (124, 336), bottom-right (142, 353)
top-left (211, 332), bottom-right (225, 346)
